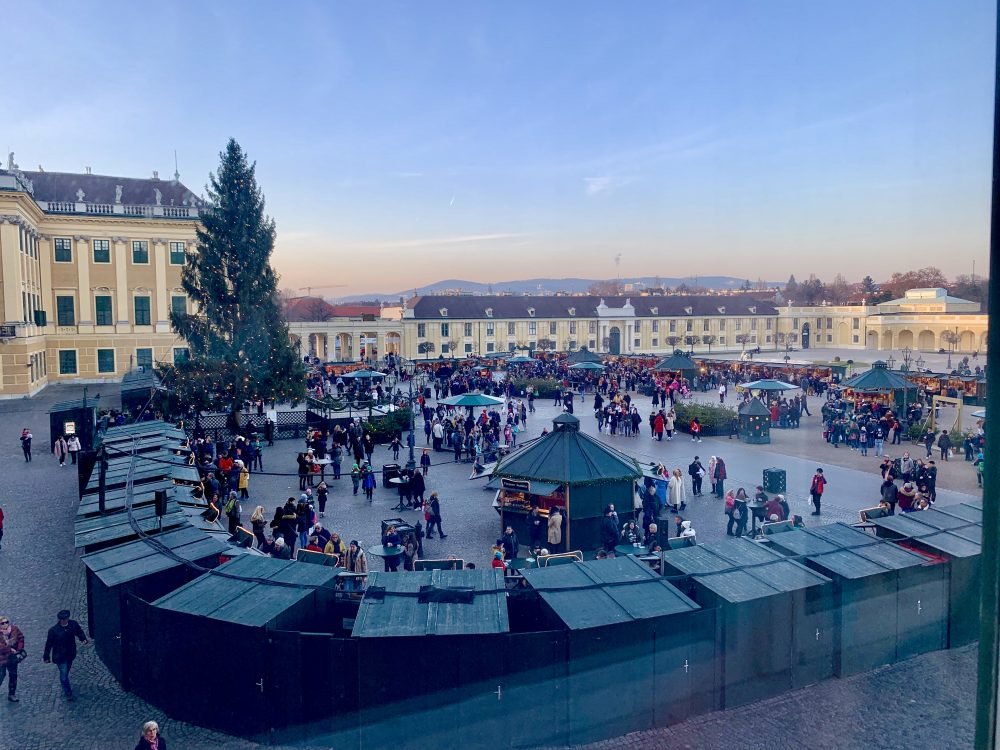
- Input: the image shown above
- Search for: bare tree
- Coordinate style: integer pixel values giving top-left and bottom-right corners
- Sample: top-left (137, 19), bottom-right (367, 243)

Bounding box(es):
top-left (588, 279), bottom-right (624, 296)
top-left (774, 331), bottom-right (786, 351)
top-left (666, 335), bottom-right (682, 351)
top-left (701, 334), bottom-right (717, 353)
top-left (304, 298), bottom-right (332, 322)
top-left (536, 338), bottom-right (556, 352)
top-left (683, 335), bottom-right (699, 353)
top-left (417, 341), bottom-right (435, 355)
top-left (736, 332), bottom-right (753, 350)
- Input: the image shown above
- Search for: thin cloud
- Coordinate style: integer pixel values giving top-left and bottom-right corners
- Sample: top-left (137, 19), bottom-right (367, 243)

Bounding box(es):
top-left (363, 233), bottom-right (528, 250)
top-left (584, 175), bottom-right (634, 196)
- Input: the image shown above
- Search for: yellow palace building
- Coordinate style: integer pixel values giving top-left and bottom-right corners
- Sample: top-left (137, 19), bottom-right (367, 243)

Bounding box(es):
top-left (0, 157), bottom-right (200, 397)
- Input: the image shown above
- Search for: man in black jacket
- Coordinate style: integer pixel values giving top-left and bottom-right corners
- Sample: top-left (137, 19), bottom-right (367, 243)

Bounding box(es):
top-left (688, 456), bottom-right (705, 496)
top-left (43, 610), bottom-right (88, 700)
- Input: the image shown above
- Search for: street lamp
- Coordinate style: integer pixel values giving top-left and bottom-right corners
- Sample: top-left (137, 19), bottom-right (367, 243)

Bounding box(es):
top-left (401, 358), bottom-right (418, 471)
top-left (886, 355), bottom-right (896, 370)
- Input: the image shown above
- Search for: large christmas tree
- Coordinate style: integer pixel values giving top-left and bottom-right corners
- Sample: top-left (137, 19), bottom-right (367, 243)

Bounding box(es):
top-left (164, 138), bottom-right (305, 417)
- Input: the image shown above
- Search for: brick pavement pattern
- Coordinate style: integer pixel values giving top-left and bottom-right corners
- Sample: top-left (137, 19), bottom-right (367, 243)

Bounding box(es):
top-left (0, 383), bottom-right (978, 749)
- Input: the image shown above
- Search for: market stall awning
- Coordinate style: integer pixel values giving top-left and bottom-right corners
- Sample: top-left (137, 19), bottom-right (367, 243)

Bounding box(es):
top-left (340, 369), bottom-right (386, 379)
top-left (493, 413), bottom-right (641, 485)
top-left (566, 347), bottom-right (604, 364)
top-left (568, 361), bottom-right (605, 371)
top-left (438, 392), bottom-right (505, 408)
top-left (506, 355), bottom-right (537, 364)
top-left (736, 378), bottom-right (799, 392)
top-left (653, 353), bottom-right (697, 372)
top-left (841, 361), bottom-right (917, 393)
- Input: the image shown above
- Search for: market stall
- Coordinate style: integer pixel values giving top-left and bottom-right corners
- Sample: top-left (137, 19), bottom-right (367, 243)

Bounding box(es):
top-left (840, 361), bottom-right (918, 413)
top-left (492, 413), bottom-right (641, 551)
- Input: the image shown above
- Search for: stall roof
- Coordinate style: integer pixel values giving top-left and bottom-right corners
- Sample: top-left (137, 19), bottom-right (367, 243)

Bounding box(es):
top-left (101, 425), bottom-right (186, 444)
top-left (660, 544), bottom-right (735, 576)
top-left (693, 569), bottom-right (785, 604)
top-left (805, 522), bottom-right (881, 550)
top-left (869, 514), bottom-right (941, 540)
top-left (49, 397), bottom-right (100, 413)
top-left (904, 508), bottom-right (974, 532)
top-left (841, 361), bottom-right (918, 393)
top-left (935, 503), bottom-right (984, 524)
top-left (764, 529), bottom-right (840, 558)
top-left (154, 556), bottom-right (339, 627)
top-left (912, 531), bottom-right (981, 559)
top-left (702, 538), bottom-right (785, 567)
top-left (807, 549), bottom-right (897, 580)
top-left (74, 499), bottom-right (187, 549)
top-left (851, 541), bottom-right (934, 571)
top-left (77, 479), bottom-right (175, 517)
top-left (521, 556), bottom-right (698, 630)
top-left (950, 525), bottom-right (983, 545)
top-left (82, 525), bottom-right (226, 588)
top-left (353, 569), bottom-right (508, 638)
top-left (654, 353), bottom-right (697, 372)
top-left (493, 413), bottom-right (641, 485)
top-left (565, 347), bottom-right (604, 364)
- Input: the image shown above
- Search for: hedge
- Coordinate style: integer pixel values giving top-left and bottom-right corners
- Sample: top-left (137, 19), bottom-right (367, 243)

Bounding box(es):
top-left (512, 378), bottom-right (563, 399)
top-left (673, 402), bottom-right (738, 436)
top-left (365, 407), bottom-right (413, 443)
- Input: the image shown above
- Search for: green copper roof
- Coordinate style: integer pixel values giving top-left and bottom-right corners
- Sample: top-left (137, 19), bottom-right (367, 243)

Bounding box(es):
top-left (494, 413), bottom-right (641, 485)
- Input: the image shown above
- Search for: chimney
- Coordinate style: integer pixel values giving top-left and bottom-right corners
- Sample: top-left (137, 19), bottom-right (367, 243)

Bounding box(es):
top-left (85, 166), bottom-right (92, 175)
top-left (152, 170), bottom-right (159, 180)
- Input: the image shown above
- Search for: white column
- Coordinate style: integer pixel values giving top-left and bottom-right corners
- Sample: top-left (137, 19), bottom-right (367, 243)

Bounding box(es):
top-left (74, 236), bottom-right (92, 330)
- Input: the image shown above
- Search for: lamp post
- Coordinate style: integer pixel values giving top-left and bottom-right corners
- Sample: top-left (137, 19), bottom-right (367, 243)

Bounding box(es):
top-left (402, 358), bottom-right (417, 471)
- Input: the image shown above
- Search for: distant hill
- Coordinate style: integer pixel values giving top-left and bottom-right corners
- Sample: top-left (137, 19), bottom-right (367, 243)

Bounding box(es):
top-left (334, 276), bottom-right (782, 303)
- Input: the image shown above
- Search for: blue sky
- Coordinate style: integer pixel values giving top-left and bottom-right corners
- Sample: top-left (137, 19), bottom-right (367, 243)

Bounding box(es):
top-left (4, 1), bottom-right (995, 295)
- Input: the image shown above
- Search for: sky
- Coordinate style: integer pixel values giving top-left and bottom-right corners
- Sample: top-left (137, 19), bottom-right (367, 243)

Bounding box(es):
top-left (3, 1), bottom-right (996, 296)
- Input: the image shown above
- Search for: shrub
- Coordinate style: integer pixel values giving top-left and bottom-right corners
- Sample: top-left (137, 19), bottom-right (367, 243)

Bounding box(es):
top-left (512, 378), bottom-right (563, 399)
top-left (673, 402), bottom-right (738, 435)
top-left (365, 407), bottom-right (413, 443)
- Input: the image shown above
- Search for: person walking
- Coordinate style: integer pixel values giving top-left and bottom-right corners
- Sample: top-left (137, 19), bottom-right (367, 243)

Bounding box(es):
top-left (548, 506), bottom-right (563, 553)
top-left (0, 615), bottom-right (25, 702)
top-left (362, 465), bottom-right (377, 503)
top-left (937, 430), bottom-right (952, 462)
top-left (250, 505), bottom-right (267, 549)
top-left (20, 428), bottom-right (32, 462)
top-left (427, 491), bottom-right (447, 539)
top-left (66, 434), bottom-right (82, 465)
top-left (713, 457), bottom-right (727, 498)
top-left (350, 462), bottom-right (361, 495)
top-left (43, 609), bottom-right (89, 700)
top-left (420, 448), bottom-right (431, 476)
top-left (809, 468), bottom-right (827, 516)
top-left (53, 435), bottom-right (68, 467)
top-left (134, 720), bottom-right (167, 750)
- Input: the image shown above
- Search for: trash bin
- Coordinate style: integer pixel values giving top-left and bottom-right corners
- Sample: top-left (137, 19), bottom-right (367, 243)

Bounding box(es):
top-left (763, 467), bottom-right (786, 494)
top-left (382, 463), bottom-right (401, 488)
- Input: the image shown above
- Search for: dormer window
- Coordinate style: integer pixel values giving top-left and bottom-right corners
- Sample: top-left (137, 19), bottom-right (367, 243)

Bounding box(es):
top-left (748, 306), bottom-right (757, 314)
top-left (717, 306), bottom-right (726, 315)
top-left (527, 308), bottom-right (536, 317)
top-left (568, 307), bottom-right (576, 316)
top-left (684, 306), bottom-right (693, 315)
top-left (439, 307), bottom-right (448, 317)
top-left (485, 308), bottom-right (493, 318)
top-left (650, 306), bottom-right (658, 315)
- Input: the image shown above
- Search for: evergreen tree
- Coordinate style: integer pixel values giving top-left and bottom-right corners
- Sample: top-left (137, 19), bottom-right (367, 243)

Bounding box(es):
top-left (785, 274), bottom-right (799, 300)
top-left (163, 139), bottom-right (305, 416)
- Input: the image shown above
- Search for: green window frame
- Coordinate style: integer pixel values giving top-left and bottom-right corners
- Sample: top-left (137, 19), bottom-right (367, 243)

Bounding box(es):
top-left (97, 348), bottom-right (115, 373)
top-left (136, 348), bottom-right (153, 369)
top-left (170, 295), bottom-right (186, 317)
top-left (93, 239), bottom-right (111, 263)
top-left (95, 296), bottom-right (113, 326)
top-left (54, 238), bottom-right (73, 262)
top-left (134, 296), bottom-right (151, 326)
top-left (169, 241), bottom-right (186, 265)
top-left (56, 296), bottom-right (75, 326)
top-left (58, 350), bottom-right (77, 375)
top-left (132, 240), bottom-right (149, 264)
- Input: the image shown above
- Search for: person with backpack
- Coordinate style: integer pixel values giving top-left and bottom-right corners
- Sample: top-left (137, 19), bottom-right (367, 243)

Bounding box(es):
top-left (224, 491), bottom-right (241, 536)
top-left (19, 428), bottom-right (32, 462)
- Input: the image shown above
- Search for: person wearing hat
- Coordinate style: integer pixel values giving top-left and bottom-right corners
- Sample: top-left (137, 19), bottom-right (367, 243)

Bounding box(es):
top-left (43, 609), bottom-right (89, 700)
top-left (897, 482), bottom-right (917, 513)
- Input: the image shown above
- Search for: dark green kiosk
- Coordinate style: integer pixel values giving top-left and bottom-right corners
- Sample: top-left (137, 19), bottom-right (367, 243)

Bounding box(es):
top-left (661, 537), bottom-right (834, 709)
top-left (766, 521), bottom-right (949, 675)
top-left (738, 397), bottom-right (771, 444)
top-left (352, 569), bottom-right (510, 749)
top-left (150, 556), bottom-right (342, 736)
top-left (521, 556), bottom-right (716, 744)
top-left (492, 413), bottom-right (641, 552)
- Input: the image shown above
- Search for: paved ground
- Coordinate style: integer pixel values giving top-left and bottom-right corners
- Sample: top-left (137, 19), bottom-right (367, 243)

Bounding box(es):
top-left (0, 381), bottom-right (980, 749)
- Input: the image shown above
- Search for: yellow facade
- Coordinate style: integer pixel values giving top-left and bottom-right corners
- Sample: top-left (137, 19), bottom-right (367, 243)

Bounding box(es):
top-left (0, 171), bottom-right (198, 397)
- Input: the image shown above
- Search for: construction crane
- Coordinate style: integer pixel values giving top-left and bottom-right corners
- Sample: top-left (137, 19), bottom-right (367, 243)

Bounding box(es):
top-left (299, 284), bottom-right (347, 296)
